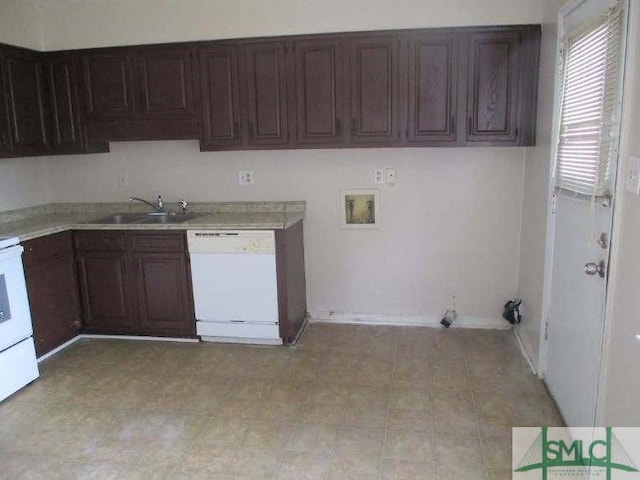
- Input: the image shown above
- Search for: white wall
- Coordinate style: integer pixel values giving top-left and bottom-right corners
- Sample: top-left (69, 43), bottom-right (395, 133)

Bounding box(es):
top-left (516, 0), bottom-right (562, 368)
top-left (598, 0), bottom-right (640, 426)
top-left (0, 156), bottom-right (49, 211)
top-left (0, 0), bottom-right (42, 50)
top-left (45, 142), bottom-right (526, 323)
top-left (38, 0), bottom-right (545, 51)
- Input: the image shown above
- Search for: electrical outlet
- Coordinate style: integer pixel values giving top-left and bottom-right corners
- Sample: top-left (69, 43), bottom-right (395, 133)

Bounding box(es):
top-left (374, 168), bottom-right (385, 185)
top-left (625, 156), bottom-right (640, 195)
top-left (238, 170), bottom-right (255, 186)
top-left (116, 171), bottom-right (128, 187)
top-left (386, 168), bottom-right (396, 185)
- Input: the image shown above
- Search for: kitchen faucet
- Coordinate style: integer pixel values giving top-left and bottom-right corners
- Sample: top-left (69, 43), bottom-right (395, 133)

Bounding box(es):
top-left (129, 195), bottom-right (164, 212)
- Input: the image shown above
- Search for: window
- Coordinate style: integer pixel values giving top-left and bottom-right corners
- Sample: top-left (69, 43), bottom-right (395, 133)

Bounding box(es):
top-left (555, 3), bottom-right (625, 197)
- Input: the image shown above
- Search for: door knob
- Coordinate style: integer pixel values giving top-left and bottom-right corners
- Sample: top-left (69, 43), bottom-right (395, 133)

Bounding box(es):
top-left (584, 260), bottom-right (606, 278)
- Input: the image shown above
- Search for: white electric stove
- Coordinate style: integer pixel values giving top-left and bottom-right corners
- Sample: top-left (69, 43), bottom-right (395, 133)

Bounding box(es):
top-left (0, 236), bottom-right (39, 402)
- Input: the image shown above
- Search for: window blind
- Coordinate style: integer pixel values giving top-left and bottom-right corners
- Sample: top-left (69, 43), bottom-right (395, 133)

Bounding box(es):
top-left (555, 4), bottom-right (624, 197)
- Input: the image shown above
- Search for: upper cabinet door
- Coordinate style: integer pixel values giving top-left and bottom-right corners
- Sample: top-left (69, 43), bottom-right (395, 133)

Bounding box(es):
top-left (0, 65), bottom-right (13, 155)
top-left (136, 46), bottom-right (195, 117)
top-left (245, 42), bottom-right (290, 146)
top-left (2, 52), bottom-right (49, 154)
top-left (82, 52), bottom-right (135, 119)
top-left (46, 56), bottom-right (84, 153)
top-left (407, 33), bottom-right (458, 143)
top-left (349, 36), bottom-right (400, 145)
top-left (294, 39), bottom-right (346, 146)
top-left (199, 45), bottom-right (242, 149)
top-left (466, 30), bottom-right (520, 143)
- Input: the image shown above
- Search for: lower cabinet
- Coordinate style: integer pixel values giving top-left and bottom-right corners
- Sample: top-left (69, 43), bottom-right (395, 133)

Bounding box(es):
top-left (76, 250), bottom-right (136, 333)
top-left (134, 252), bottom-right (194, 336)
top-left (74, 230), bottom-right (195, 337)
top-left (23, 231), bottom-right (82, 357)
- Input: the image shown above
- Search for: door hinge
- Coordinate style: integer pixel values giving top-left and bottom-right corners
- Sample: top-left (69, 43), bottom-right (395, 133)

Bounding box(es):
top-left (544, 318), bottom-right (549, 341)
top-left (551, 194), bottom-right (557, 215)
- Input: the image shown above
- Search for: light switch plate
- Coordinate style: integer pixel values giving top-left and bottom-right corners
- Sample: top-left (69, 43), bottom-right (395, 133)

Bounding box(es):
top-left (374, 168), bottom-right (385, 185)
top-left (238, 170), bottom-right (255, 186)
top-left (625, 156), bottom-right (640, 195)
top-left (116, 171), bottom-right (128, 187)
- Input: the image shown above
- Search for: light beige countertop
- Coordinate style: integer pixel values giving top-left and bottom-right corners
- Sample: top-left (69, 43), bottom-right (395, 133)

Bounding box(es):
top-left (0, 202), bottom-right (305, 242)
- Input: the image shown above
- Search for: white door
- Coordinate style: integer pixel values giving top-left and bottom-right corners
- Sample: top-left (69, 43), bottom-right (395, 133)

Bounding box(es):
top-left (544, 0), bottom-right (628, 427)
top-left (546, 195), bottom-right (612, 426)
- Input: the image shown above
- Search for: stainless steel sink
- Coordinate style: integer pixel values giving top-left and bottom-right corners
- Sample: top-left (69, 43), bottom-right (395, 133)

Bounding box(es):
top-left (137, 213), bottom-right (201, 224)
top-left (89, 212), bottom-right (201, 225)
top-left (91, 213), bottom-right (148, 224)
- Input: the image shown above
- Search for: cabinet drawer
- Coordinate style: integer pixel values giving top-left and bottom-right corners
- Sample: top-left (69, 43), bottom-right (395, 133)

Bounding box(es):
top-left (130, 232), bottom-right (185, 253)
top-left (23, 231), bottom-right (74, 267)
top-left (74, 231), bottom-right (126, 251)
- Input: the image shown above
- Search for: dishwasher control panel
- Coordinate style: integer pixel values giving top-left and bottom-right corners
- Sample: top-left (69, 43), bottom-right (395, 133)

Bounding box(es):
top-left (187, 230), bottom-right (276, 254)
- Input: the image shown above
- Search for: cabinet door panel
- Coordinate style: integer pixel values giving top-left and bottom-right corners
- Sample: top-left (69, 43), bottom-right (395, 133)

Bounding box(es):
top-left (47, 57), bottom-right (83, 152)
top-left (135, 253), bottom-right (194, 336)
top-left (294, 40), bottom-right (345, 145)
top-left (76, 252), bottom-right (135, 331)
top-left (0, 70), bottom-right (12, 154)
top-left (3, 54), bottom-right (48, 153)
top-left (350, 37), bottom-right (399, 144)
top-left (26, 254), bottom-right (81, 357)
top-left (407, 33), bottom-right (458, 143)
top-left (23, 232), bottom-right (81, 357)
top-left (466, 30), bottom-right (520, 142)
top-left (200, 46), bottom-right (242, 148)
top-left (245, 42), bottom-right (289, 145)
top-left (137, 47), bottom-right (194, 116)
top-left (82, 53), bottom-right (135, 119)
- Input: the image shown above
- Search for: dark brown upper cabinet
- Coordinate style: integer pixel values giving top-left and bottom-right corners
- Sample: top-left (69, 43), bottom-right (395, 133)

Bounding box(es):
top-left (349, 36), bottom-right (400, 145)
top-left (465, 27), bottom-right (539, 145)
top-left (46, 55), bottom-right (85, 153)
top-left (0, 26), bottom-right (540, 158)
top-left (82, 51), bottom-right (135, 120)
top-left (136, 46), bottom-right (195, 118)
top-left (294, 39), bottom-right (347, 146)
top-left (245, 42), bottom-right (290, 146)
top-left (81, 46), bottom-right (198, 142)
top-left (0, 67), bottom-right (11, 156)
top-left (199, 45), bottom-right (243, 150)
top-left (406, 33), bottom-right (459, 144)
top-left (0, 49), bottom-right (49, 156)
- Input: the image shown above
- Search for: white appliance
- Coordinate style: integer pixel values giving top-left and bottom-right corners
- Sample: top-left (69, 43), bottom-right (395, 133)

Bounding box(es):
top-left (0, 237), bottom-right (39, 402)
top-left (187, 230), bottom-right (281, 345)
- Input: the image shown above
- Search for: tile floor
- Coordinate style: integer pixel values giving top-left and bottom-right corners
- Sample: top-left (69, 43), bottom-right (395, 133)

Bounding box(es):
top-left (0, 323), bottom-right (562, 479)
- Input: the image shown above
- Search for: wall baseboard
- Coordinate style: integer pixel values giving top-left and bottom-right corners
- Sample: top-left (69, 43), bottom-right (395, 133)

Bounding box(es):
top-left (36, 335), bottom-right (82, 362)
top-left (308, 311), bottom-right (511, 329)
top-left (80, 334), bottom-right (199, 343)
top-left (513, 326), bottom-right (537, 375)
top-left (36, 334), bottom-right (200, 362)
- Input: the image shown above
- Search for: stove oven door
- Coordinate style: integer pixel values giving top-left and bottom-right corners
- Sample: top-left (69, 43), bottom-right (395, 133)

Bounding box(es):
top-left (0, 245), bottom-right (34, 352)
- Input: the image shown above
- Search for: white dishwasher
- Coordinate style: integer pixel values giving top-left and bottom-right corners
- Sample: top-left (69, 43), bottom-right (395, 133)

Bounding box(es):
top-left (187, 230), bottom-right (281, 344)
